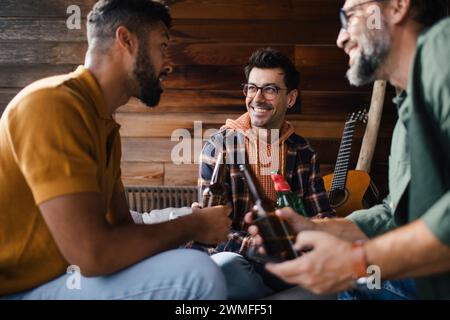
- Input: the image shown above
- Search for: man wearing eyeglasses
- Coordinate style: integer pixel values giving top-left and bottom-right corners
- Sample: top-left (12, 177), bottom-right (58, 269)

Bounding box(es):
top-left (194, 48), bottom-right (334, 299)
top-left (246, 0), bottom-right (450, 300)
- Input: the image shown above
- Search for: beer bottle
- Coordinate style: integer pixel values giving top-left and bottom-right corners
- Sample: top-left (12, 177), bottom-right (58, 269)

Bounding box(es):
top-left (239, 164), bottom-right (298, 261)
top-left (271, 171), bottom-right (308, 217)
top-left (201, 151), bottom-right (227, 208)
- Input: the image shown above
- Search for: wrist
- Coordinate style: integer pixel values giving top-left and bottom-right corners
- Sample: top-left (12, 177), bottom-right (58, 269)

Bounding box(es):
top-left (180, 212), bottom-right (201, 240)
top-left (351, 240), bottom-right (368, 280)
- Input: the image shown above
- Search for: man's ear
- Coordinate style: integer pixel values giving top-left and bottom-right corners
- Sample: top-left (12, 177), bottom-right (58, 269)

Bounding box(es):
top-left (287, 89), bottom-right (298, 109)
top-left (115, 26), bottom-right (138, 56)
top-left (386, 0), bottom-right (412, 25)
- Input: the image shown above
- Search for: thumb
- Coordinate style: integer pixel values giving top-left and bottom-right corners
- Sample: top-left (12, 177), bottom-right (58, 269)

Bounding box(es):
top-left (276, 207), bottom-right (304, 224)
top-left (191, 202), bottom-right (200, 208)
top-left (191, 202), bottom-right (200, 214)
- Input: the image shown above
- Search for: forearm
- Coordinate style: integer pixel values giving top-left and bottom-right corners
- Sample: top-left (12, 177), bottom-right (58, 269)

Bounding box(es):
top-left (313, 218), bottom-right (368, 242)
top-left (364, 219), bottom-right (450, 280)
top-left (88, 214), bottom-right (198, 275)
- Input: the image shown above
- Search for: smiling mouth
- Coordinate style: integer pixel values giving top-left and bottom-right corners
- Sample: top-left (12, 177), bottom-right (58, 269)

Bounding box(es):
top-left (251, 106), bottom-right (273, 115)
top-left (346, 44), bottom-right (360, 66)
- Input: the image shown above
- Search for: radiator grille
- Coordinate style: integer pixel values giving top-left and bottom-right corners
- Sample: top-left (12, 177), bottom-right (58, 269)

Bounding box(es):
top-left (124, 186), bottom-right (198, 213)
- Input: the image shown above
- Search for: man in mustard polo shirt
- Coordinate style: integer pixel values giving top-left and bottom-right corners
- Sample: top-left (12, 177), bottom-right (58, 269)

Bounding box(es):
top-left (0, 0), bottom-right (231, 299)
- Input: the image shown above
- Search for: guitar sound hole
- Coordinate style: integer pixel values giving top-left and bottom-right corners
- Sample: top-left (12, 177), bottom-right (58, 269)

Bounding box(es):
top-left (329, 189), bottom-right (349, 208)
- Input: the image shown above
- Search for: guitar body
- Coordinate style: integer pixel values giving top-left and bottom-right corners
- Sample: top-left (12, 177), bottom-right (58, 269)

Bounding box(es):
top-left (323, 170), bottom-right (378, 217)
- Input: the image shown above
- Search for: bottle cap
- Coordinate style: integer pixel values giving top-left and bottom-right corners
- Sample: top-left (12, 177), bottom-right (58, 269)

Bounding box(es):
top-left (271, 173), bottom-right (291, 192)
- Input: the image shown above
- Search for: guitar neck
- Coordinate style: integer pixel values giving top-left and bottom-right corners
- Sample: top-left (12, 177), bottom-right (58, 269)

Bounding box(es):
top-left (330, 120), bottom-right (357, 191)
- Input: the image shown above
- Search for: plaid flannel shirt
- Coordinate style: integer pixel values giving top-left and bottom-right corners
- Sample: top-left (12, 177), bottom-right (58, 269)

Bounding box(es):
top-left (192, 128), bottom-right (333, 256)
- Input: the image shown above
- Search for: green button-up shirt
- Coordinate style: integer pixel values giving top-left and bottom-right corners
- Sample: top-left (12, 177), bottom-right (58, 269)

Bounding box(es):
top-left (347, 17), bottom-right (450, 299)
top-left (346, 92), bottom-right (411, 237)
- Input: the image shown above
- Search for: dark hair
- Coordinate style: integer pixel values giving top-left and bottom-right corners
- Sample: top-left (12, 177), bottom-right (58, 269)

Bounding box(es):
top-left (87, 0), bottom-right (171, 46)
top-left (410, 0), bottom-right (448, 27)
top-left (244, 48), bottom-right (300, 91)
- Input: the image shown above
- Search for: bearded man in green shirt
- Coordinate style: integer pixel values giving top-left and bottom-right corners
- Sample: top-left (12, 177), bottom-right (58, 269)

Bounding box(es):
top-left (246, 0), bottom-right (450, 299)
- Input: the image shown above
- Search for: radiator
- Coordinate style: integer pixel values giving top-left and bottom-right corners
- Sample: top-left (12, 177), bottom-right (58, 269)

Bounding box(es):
top-left (124, 186), bottom-right (198, 213)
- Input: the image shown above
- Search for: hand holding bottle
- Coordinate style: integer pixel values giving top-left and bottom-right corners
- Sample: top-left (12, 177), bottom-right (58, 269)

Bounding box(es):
top-left (244, 207), bottom-right (318, 256)
top-left (191, 203), bottom-right (232, 245)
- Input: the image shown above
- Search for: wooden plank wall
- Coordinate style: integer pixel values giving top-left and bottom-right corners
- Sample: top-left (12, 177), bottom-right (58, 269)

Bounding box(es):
top-left (0, 0), bottom-right (402, 197)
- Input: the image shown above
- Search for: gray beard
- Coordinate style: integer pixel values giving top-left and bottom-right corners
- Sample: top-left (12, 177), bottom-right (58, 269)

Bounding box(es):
top-left (346, 27), bottom-right (391, 87)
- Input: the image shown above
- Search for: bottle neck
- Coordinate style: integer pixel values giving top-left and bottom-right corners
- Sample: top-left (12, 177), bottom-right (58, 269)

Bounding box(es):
top-left (239, 164), bottom-right (274, 215)
top-left (211, 151), bottom-right (226, 185)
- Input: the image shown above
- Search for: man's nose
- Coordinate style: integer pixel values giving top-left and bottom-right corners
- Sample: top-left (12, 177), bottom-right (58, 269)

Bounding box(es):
top-left (336, 28), bottom-right (350, 49)
top-left (253, 88), bottom-right (266, 102)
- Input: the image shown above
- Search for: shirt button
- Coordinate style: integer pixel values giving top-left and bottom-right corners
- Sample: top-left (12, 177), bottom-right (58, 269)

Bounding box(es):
top-left (389, 202), bottom-right (396, 210)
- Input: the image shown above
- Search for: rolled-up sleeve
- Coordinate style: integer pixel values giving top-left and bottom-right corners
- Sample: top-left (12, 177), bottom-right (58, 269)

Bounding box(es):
top-left (346, 195), bottom-right (398, 238)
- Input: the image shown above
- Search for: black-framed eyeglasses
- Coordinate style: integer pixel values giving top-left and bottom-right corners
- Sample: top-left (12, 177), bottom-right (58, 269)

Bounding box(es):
top-left (242, 83), bottom-right (289, 101)
top-left (340, 0), bottom-right (384, 30)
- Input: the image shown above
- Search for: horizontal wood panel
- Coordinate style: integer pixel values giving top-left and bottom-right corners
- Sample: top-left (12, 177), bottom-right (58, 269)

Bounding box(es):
top-left (121, 137), bottom-right (201, 163)
top-left (170, 19), bottom-right (340, 45)
top-left (118, 90), bottom-right (393, 118)
top-left (1, 87), bottom-right (396, 123)
top-left (0, 42), bottom-right (86, 65)
top-left (119, 161), bottom-right (388, 189)
top-left (156, 162), bottom-right (388, 185)
top-left (0, 88), bottom-right (20, 113)
top-left (0, 18), bottom-right (87, 41)
top-left (0, 86), bottom-right (395, 121)
top-left (164, 163), bottom-right (198, 186)
top-left (0, 18), bottom-right (340, 45)
top-left (166, 65), bottom-right (366, 92)
top-left (0, 0), bottom-right (97, 17)
top-left (120, 162), bottom-right (164, 186)
top-left (0, 43), bottom-right (345, 68)
top-left (169, 44), bottom-right (294, 66)
top-left (1, 0), bottom-right (340, 21)
top-left (0, 62), bottom-right (368, 92)
top-left (169, 43), bottom-right (345, 67)
top-left (171, 0), bottom-right (340, 21)
top-left (0, 65), bottom-right (79, 87)
top-left (120, 136), bottom-right (391, 165)
top-left (115, 112), bottom-right (394, 139)
top-left (122, 162), bottom-right (388, 199)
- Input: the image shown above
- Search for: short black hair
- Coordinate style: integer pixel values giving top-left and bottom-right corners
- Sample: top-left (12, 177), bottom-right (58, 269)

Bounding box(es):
top-left (410, 0), bottom-right (448, 27)
top-left (87, 0), bottom-right (171, 47)
top-left (244, 48), bottom-right (300, 92)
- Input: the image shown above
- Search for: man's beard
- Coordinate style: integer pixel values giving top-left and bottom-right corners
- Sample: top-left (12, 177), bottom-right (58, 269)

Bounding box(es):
top-left (133, 45), bottom-right (164, 107)
top-left (346, 24), bottom-right (391, 87)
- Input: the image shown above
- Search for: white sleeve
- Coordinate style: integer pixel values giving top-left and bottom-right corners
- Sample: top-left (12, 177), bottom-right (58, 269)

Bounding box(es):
top-left (131, 207), bottom-right (193, 225)
top-left (130, 210), bottom-right (145, 224)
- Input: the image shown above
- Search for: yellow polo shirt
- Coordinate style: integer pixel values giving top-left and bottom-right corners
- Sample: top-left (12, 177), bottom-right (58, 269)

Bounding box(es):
top-left (0, 66), bottom-right (123, 295)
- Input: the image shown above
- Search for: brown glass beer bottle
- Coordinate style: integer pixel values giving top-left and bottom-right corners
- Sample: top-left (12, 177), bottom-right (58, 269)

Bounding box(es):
top-left (239, 164), bottom-right (298, 261)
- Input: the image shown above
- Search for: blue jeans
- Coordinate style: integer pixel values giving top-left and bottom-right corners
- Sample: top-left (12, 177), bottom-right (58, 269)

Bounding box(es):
top-left (212, 252), bottom-right (416, 300)
top-left (2, 249), bottom-right (227, 300)
top-left (339, 279), bottom-right (416, 300)
top-left (211, 252), bottom-right (292, 300)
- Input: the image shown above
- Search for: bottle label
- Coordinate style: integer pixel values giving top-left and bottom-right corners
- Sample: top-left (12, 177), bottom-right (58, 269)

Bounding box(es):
top-left (271, 173), bottom-right (291, 192)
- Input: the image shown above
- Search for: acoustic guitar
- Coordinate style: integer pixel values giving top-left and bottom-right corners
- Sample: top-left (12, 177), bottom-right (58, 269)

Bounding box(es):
top-left (322, 109), bottom-right (379, 217)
